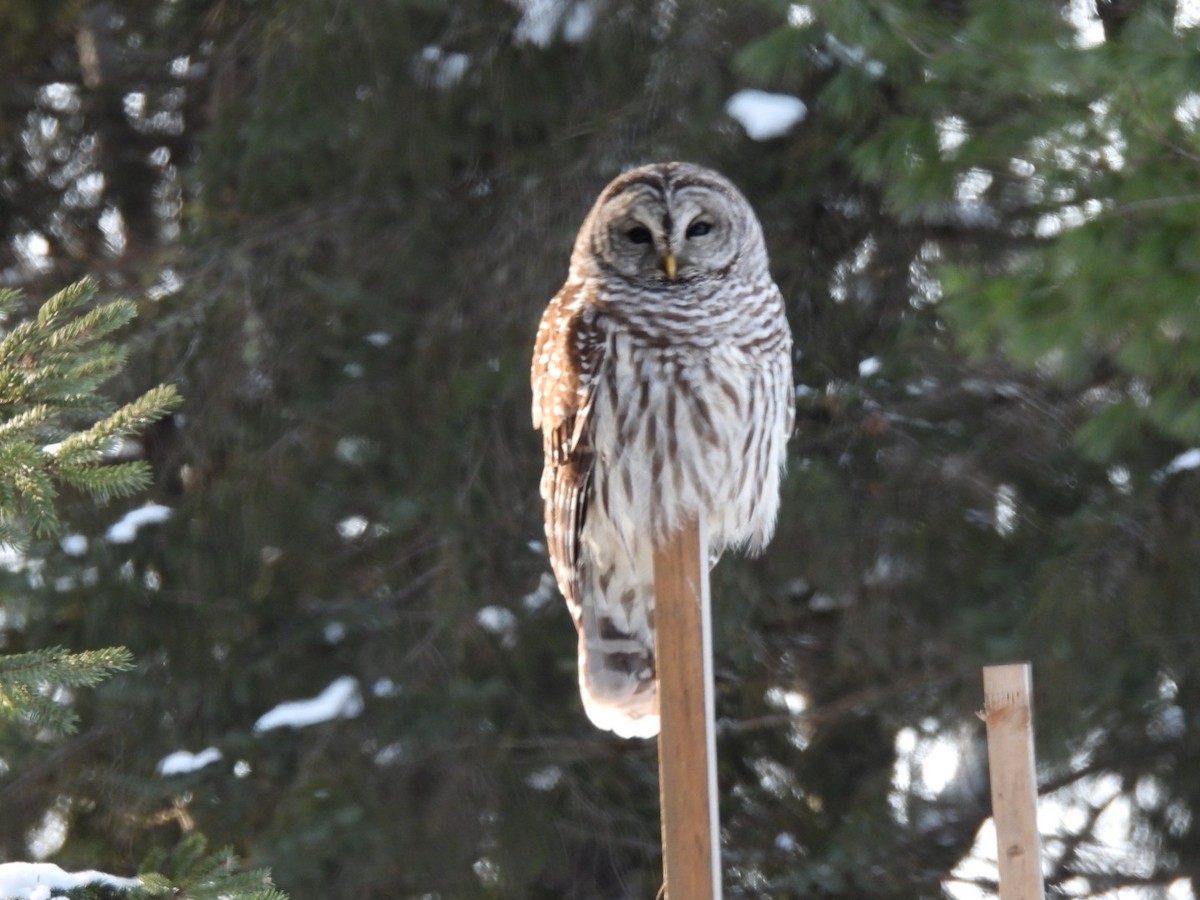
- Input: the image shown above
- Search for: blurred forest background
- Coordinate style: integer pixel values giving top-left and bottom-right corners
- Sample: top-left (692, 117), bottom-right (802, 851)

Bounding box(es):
top-left (3, 0), bottom-right (1200, 897)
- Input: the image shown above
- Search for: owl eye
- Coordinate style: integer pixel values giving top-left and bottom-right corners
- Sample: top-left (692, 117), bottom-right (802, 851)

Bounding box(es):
top-left (625, 226), bottom-right (653, 244)
top-left (686, 220), bottom-right (712, 238)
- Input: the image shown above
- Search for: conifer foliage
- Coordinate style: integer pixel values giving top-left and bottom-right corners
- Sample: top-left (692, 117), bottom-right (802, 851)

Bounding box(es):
top-left (0, 280), bottom-right (179, 548)
top-left (0, 281), bottom-right (284, 900)
top-left (0, 645), bottom-right (133, 734)
top-left (136, 834), bottom-right (287, 900)
top-left (0, 279), bottom-right (176, 734)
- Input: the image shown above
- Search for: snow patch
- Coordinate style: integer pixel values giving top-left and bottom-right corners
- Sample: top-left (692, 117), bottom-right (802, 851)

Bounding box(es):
top-left (415, 46), bottom-right (470, 89)
top-left (106, 504), bottom-right (172, 543)
top-left (788, 4), bottom-right (815, 27)
top-left (59, 534), bottom-right (88, 557)
top-left (511, 0), bottom-right (595, 47)
top-left (335, 436), bottom-right (371, 464)
top-left (1176, 93), bottom-right (1200, 132)
top-left (477, 605), bottom-right (518, 646)
top-left (0, 863), bottom-right (140, 899)
top-left (372, 677), bottom-right (401, 698)
top-left (1179, 0), bottom-right (1200, 29)
top-left (1064, 0), bottom-right (1105, 48)
top-left (562, 2), bottom-right (595, 42)
top-left (726, 90), bottom-right (807, 141)
top-left (336, 515), bottom-right (368, 539)
top-left (364, 331), bottom-right (391, 347)
top-left (157, 746), bottom-right (222, 776)
top-left (253, 676), bottom-right (363, 732)
top-left (1157, 448), bottom-right (1200, 481)
top-left (522, 572), bottom-right (557, 611)
top-left (825, 34), bottom-right (885, 77)
top-left (526, 765), bottom-right (563, 791)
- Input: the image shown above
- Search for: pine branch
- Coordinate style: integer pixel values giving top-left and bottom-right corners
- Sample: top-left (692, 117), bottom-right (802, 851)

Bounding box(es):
top-left (0, 646), bottom-right (135, 687)
top-left (33, 277), bottom-right (95, 328)
top-left (0, 281), bottom-right (184, 742)
top-left (53, 462), bottom-right (154, 503)
top-left (137, 834), bottom-right (289, 900)
top-left (55, 384), bottom-right (182, 465)
top-left (0, 279), bottom-right (182, 548)
top-left (47, 300), bottom-right (138, 350)
top-left (0, 647), bottom-right (134, 733)
top-left (0, 290), bottom-right (280, 900)
top-left (0, 404), bottom-right (55, 443)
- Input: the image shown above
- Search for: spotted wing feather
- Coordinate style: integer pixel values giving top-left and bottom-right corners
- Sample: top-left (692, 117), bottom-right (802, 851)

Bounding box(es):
top-left (531, 282), bottom-right (603, 619)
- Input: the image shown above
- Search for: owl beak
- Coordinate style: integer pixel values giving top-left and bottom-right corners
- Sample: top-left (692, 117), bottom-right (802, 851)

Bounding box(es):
top-left (662, 252), bottom-right (678, 281)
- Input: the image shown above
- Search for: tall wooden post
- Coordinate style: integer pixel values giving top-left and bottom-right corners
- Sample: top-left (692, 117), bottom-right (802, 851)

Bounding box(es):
top-left (982, 663), bottom-right (1045, 900)
top-left (652, 516), bottom-right (721, 900)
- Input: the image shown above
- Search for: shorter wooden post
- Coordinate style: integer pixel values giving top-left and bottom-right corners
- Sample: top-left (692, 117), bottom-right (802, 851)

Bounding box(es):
top-left (982, 663), bottom-right (1045, 900)
top-left (653, 516), bottom-right (721, 900)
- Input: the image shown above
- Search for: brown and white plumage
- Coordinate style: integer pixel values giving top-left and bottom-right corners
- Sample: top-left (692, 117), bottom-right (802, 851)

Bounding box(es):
top-left (532, 162), bottom-right (793, 738)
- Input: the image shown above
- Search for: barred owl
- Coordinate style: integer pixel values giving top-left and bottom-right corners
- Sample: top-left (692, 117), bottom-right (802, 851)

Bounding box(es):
top-left (531, 162), bottom-right (793, 739)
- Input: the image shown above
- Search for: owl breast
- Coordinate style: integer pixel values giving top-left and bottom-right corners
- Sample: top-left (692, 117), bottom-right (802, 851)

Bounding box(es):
top-left (585, 281), bottom-right (792, 562)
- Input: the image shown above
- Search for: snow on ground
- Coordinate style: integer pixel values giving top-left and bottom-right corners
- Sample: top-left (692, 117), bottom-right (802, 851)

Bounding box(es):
top-left (253, 676), bottom-right (363, 732)
top-left (0, 863), bottom-right (140, 899)
top-left (725, 89), bottom-right (807, 141)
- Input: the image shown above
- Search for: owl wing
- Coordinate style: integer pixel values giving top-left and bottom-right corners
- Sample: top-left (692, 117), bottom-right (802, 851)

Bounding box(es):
top-left (531, 282), bottom-right (604, 615)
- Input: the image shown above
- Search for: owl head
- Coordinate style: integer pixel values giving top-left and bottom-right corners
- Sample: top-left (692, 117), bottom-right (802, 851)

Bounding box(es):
top-left (571, 162), bottom-right (769, 286)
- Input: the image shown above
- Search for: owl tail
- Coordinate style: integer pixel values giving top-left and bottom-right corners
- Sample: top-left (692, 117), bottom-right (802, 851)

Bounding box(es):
top-left (576, 582), bottom-right (660, 739)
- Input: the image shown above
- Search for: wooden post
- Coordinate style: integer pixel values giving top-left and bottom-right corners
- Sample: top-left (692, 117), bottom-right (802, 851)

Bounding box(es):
top-left (652, 516), bottom-right (721, 900)
top-left (982, 663), bottom-right (1045, 900)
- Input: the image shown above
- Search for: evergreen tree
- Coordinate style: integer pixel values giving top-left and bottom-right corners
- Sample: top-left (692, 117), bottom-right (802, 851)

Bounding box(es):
top-left (0, 281), bottom-right (283, 900)
top-left (0, 279), bottom-right (177, 733)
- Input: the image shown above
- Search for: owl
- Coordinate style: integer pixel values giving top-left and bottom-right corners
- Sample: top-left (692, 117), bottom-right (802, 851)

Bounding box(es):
top-left (531, 162), bottom-right (793, 738)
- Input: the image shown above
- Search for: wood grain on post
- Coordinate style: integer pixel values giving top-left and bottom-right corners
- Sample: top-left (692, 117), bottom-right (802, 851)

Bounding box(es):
top-left (652, 516), bottom-right (721, 900)
top-left (982, 663), bottom-right (1046, 900)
